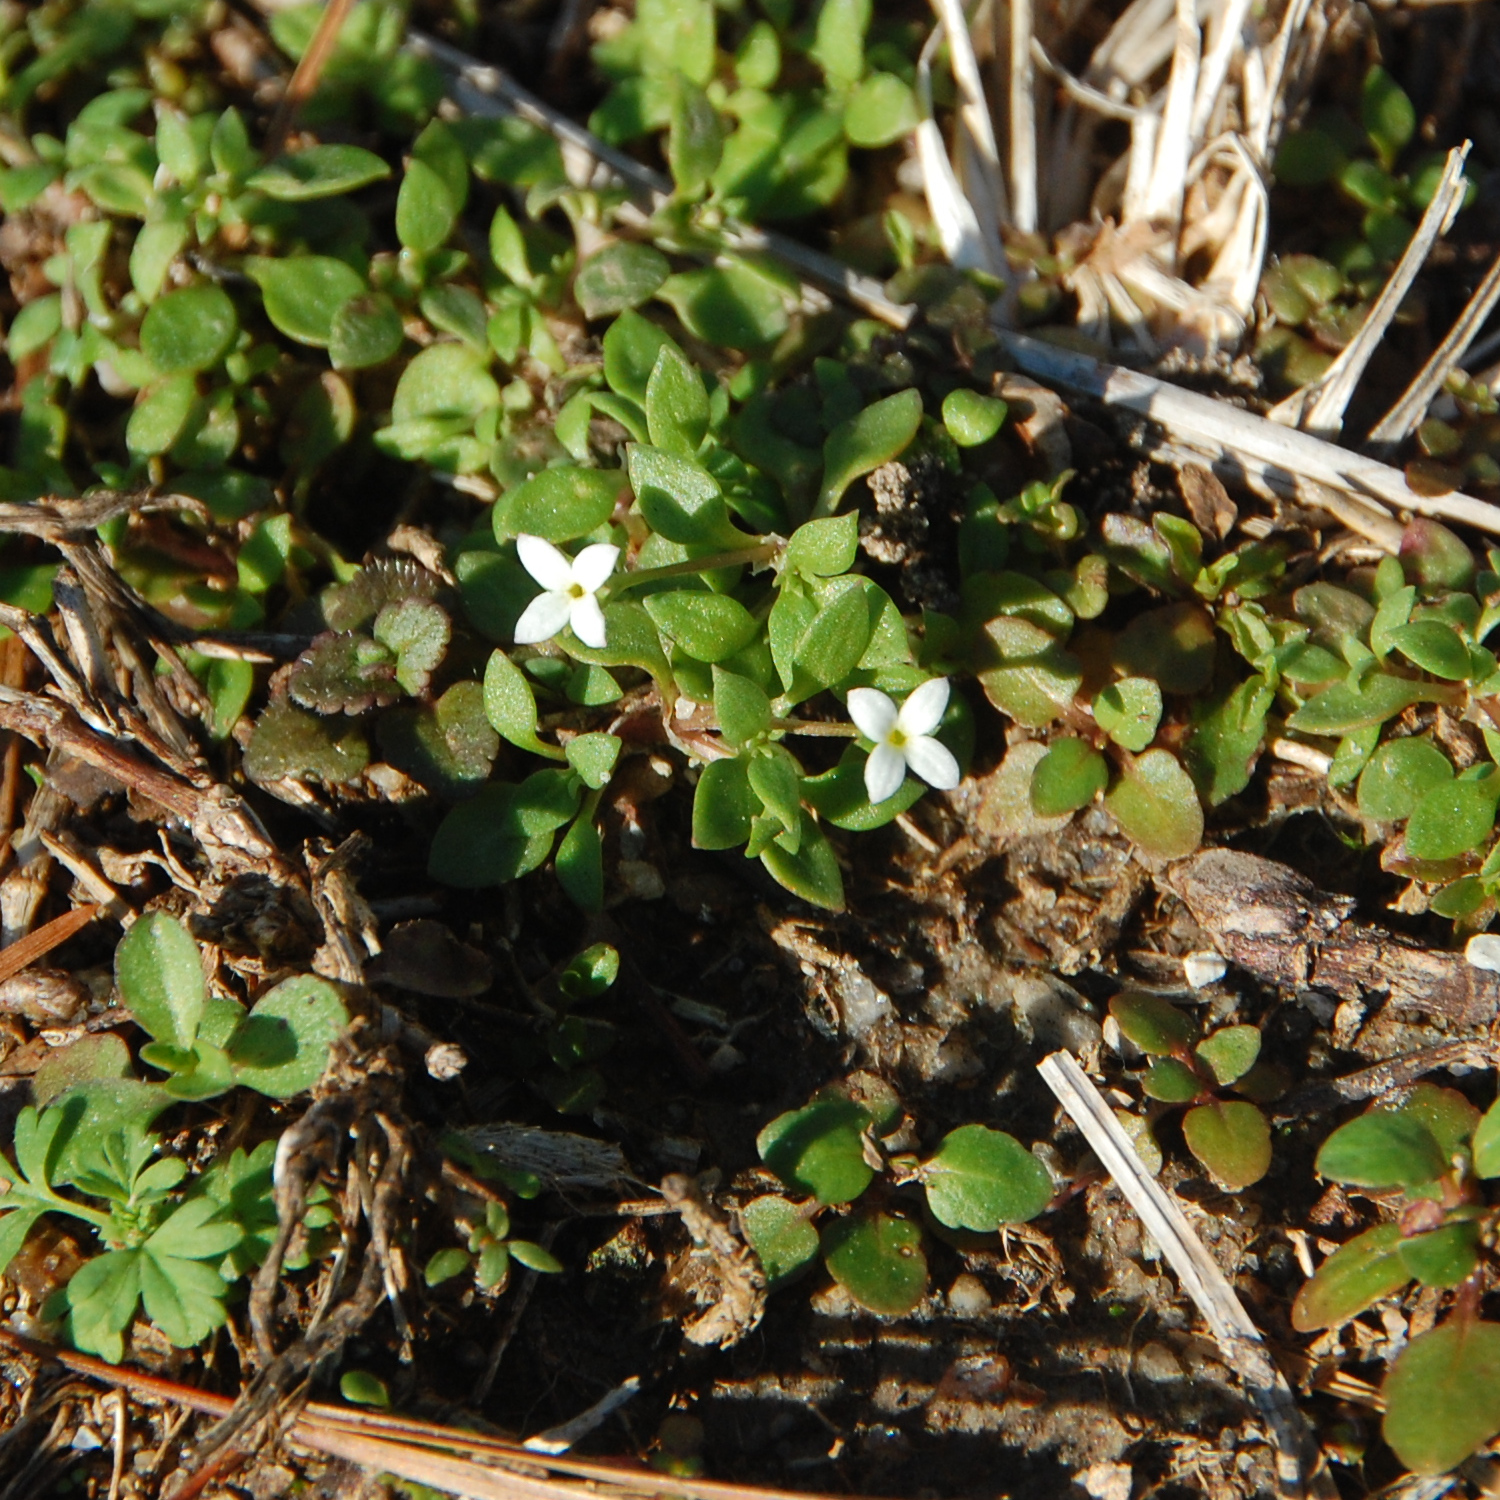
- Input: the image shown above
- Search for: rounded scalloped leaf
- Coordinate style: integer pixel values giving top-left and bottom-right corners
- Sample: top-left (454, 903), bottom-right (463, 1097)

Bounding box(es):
top-left (1094, 676), bottom-right (1163, 753)
top-left (1194, 1025), bottom-right (1261, 1087)
top-left (1291, 1223), bottom-right (1407, 1331)
top-left (1383, 1321), bottom-right (1500, 1476)
top-left (1182, 1100), bottom-right (1271, 1190)
top-left (1029, 739), bottom-right (1107, 817)
top-left (1316, 1110), bottom-right (1448, 1190)
top-left (1103, 749), bottom-right (1204, 860)
top-left (228, 976), bottom-right (349, 1098)
top-left (820, 1211), bottom-right (928, 1316)
top-left (1357, 737), bottom-right (1453, 821)
top-left (756, 1098), bottom-right (872, 1205)
top-left (920, 1125), bottom-right (1053, 1231)
top-left (1110, 992), bottom-right (1198, 1056)
top-left (741, 1195), bottom-right (820, 1285)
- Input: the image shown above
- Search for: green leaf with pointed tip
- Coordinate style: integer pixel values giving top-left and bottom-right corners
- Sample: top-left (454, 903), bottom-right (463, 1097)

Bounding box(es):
top-left (1094, 677), bottom-right (1162, 753)
top-left (1195, 1025), bottom-right (1261, 1087)
top-left (245, 256), bottom-right (367, 348)
top-left (126, 374), bottom-right (197, 458)
top-left (603, 310), bottom-right (678, 404)
top-left (818, 389), bottom-right (923, 516)
top-left (484, 650), bottom-right (564, 759)
top-left (1383, 1321), bottom-right (1500, 1476)
top-left (793, 586), bottom-right (873, 690)
top-left (1104, 749), bottom-right (1204, 859)
top-left (1361, 65), bottom-right (1416, 166)
top-left (329, 293), bottom-right (404, 371)
top-left (921, 1125), bottom-right (1052, 1230)
top-left (425, 1247), bottom-right (471, 1286)
top-left (714, 667), bottom-right (771, 747)
top-left (748, 747), bottom-right (802, 839)
top-left (644, 591), bottom-right (757, 663)
top-left (564, 733), bottom-right (620, 790)
top-left (1029, 739), bottom-right (1107, 817)
top-left (116, 912), bottom-right (205, 1050)
top-left (758, 1097), bottom-right (872, 1205)
top-left (495, 467), bottom-right (622, 543)
top-left (940, 388), bottom-right (1007, 447)
top-left (1185, 674), bottom-right (1273, 807)
top-left (760, 811), bottom-right (843, 910)
top-left (509, 1240), bottom-right (563, 1273)
top-left (1390, 621), bottom-right (1472, 681)
top-left (821, 1210), bottom-right (927, 1315)
top-left (1143, 1057), bottom-right (1203, 1103)
top-left (1398, 1084), bottom-right (1481, 1162)
top-left (0, 1208), bottom-right (44, 1276)
top-left (1405, 775), bottom-right (1500, 860)
top-left (1291, 1223), bottom-right (1407, 1331)
top-left (396, 157), bottom-right (457, 253)
top-left (249, 144), bottom-right (390, 200)
top-left (576, 243), bottom-right (671, 320)
top-left (229, 975), bottom-right (348, 1098)
top-left (1287, 673), bottom-right (1460, 734)
top-left (555, 813), bottom-right (604, 912)
top-left (1357, 737), bottom-right (1453, 820)
top-left (786, 514), bottom-right (858, 578)
top-left (742, 1195), bottom-right (819, 1284)
top-left (1182, 1100), bottom-right (1271, 1189)
top-left (1398, 1221), bottom-right (1480, 1289)
top-left (1317, 1111), bottom-right (1448, 1189)
top-left (692, 757), bottom-right (758, 849)
top-left (629, 445), bottom-right (743, 548)
top-left (1110, 992), bottom-right (1198, 1055)
top-left (645, 343), bottom-right (710, 458)
top-left (428, 774), bottom-right (579, 888)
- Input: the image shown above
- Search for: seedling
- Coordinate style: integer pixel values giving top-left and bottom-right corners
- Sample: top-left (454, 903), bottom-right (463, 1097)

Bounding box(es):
top-left (742, 1082), bottom-right (1054, 1315)
top-left (1294, 1085), bottom-right (1500, 1476)
top-left (1108, 992), bottom-right (1279, 1191)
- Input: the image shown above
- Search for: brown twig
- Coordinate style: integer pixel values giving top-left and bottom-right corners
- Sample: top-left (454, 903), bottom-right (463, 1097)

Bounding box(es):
top-left (263, 0), bottom-right (356, 160)
top-left (0, 902), bottom-right (100, 986)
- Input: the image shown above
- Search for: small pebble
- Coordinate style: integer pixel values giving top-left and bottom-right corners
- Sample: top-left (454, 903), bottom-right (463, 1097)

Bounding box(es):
top-left (1182, 950), bottom-right (1226, 989)
top-left (946, 1274), bottom-right (992, 1317)
top-left (1466, 934), bottom-right (1500, 972)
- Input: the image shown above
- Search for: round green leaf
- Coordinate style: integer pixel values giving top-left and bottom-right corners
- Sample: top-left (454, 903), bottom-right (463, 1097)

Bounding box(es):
top-left (1142, 1057), bottom-right (1203, 1103)
top-left (844, 71), bottom-right (920, 148)
top-left (140, 284), bottom-right (238, 374)
top-left (786, 514), bottom-right (859, 578)
top-left (1094, 677), bottom-right (1163, 752)
top-left (1383, 1321), bottom-right (1500, 1476)
top-left (1405, 776), bottom-right (1500, 860)
top-left (1316, 1110), bottom-right (1448, 1189)
top-left (246, 256), bottom-right (367, 347)
top-left (115, 911), bottom-right (205, 1050)
top-left (575, 242), bottom-right (671, 320)
top-left (229, 975), bottom-right (349, 1098)
top-left (1291, 1223), bottom-right (1407, 1331)
top-left (392, 342), bottom-right (501, 423)
top-left (1182, 1100), bottom-right (1271, 1190)
top-left (1357, 737), bottom-right (1453, 821)
top-left (1029, 738), bottom-right (1107, 817)
top-left (756, 1098), bottom-right (872, 1205)
top-left (1110, 992), bottom-right (1198, 1055)
top-left (425, 1247), bottom-right (471, 1286)
top-left (495, 466), bottom-right (622, 543)
top-left (1194, 1025), bottom-right (1261, 1087)
top-left (940, 388), bottom-right (1007, 447)
top-left (1103, 749), bottom-right (1204, 860)
top-left (920, 1125), bottom-right (1052, 1230)
top-left (330, 293), bottom-right (404, 370)
top-left (644, 591), bottom-right (757, 663)
top-left (821, 1211), bottom-right (927, 1316)
top-left (340, 1370), bottom-right (391, 1408)
top-left (742, 1195), bottom-right (819, 1284)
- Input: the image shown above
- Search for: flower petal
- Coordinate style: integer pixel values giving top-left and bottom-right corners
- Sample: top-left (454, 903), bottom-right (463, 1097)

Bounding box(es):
top-left (516, 534), bottom-right (574, 591)
top-left (569, 593), bottom-right (609, 649)
top-left (864, 742), bottom-right (907, 804)
top-left (902, 734), bottom-right (960, 791)
top-left (847, 687), bottom-right (898, 742)
top-left (897, 677), bottom-right (950, 737)
top-left (571, 542), bottom-right (620, 593)
top-left (514, 590), bottom-right (572, 644)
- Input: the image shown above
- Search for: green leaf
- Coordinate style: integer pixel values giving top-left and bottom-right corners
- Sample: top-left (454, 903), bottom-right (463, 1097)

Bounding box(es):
top-left (145, 1195), bottom-right (242, 1261)
top-left (748, 747), bottom-right (802, 839)
top-left (138, 1251), bottom-right (228, 1347)
top-left (1390, 621), bottom-right (1472, 680)
top-left (576, 242), bottom-right (671, 320)
top-left (1398, 1221), bottom-right (1480, 1289)
top-left (1405, 775), bottom-right (1500, 860)
top-left (844, 72), bottom-right (920, 149)
top-left (821, 1210), bottom-right (927, 1316)
top-left (757, 1097), bottom-right (872, 1205)
top-left (645, 591), bottom-right (757, 663)
top-left (921, 1125), bottom-right (1052, 1230)
top-left (126, 374), bottom-right (197, 458)
top-left (692, 757), bottom-right (758, 849)
top-left (1182, 1101), bottom-right (1271, 1190)
top-left (628, 445), bottom-right (742, 547)
top-left (392, 342), bottom-right (500, 423)
top-left (760, 811), bottom-right (844, 910)
top-left (1187, 673), bottom-right (1271, 806)
top-left (140, 284), bottom-right (238, 374)
top-left (484, 650), bottom-right (563, 758)
top-left (1357, 737), bottom-right (1453, 820)
top-left (809, 0), bottom-right (870, 85)
top-left (1103, 750), bottom-right (1204, 860)
top-left (1287, 672), bottom-right (1459, 734)
top-left (1362, 65), bottom-right (1416, 166)
top-left (496, 466), bottom-right (622, 543)
top-left (940, 388), bottom-right (1007, 448)
top-left (656, 262), bottom-right (790, 352)
top-left (1143, 1058), bottom-right (1203, 1103)
top-left (425, 1247), bottom-right (471, 1286)
top-left (1291, 1223), bottom-right (1409, 1331)
top-left (33, 1034), bottom-right (133, 1107)
top-left (374, 598), bottom-right (450, 696)
top-left (7, 294), bottom-right (63, 360)
top-left (565, 733), bottom-right (621, 790)
top-left (1275, 128), bottom-right (1345, 187)
top-left (1383, 1322), bottom-right (1500, 1476)
top-left (558, 943), bottom-right (620, 1001)
top-left (1195, 1025), bottom-right (1261, 1087)
top-left (1113, 602), bottom-right (1215, 693)
top-left (818, 389), bottom-right (923, 516)
top-left (1399, 1083), bottom-right (1481, 1161)
top-left (245, 256), bottom-right (367, 348)
top-left (668, 79), bottom-right (723, 197)
top-left (645, 344), bottom-right (710, 458)
top-left (714, 667), bottom-right (771, 746)
top-left (229, 976), bottom-right (349, 1098)
top-left (0, 1208), bottom-right (44, 1274)
top-left (396, 157), bottom-right (457, 253)
top-left (742, 1195), bottom-right (819, 1284)
top-left (603, 310), bottom-right (679, 404)
top-left (555, 814), bottom-right (604, 912)
top-left (65, 1249), bottom-right (143, 1363)
top-left (248, 144), bottom-right (391, 200)
top-left (1093, 677), bottom-right (1162, 753)
top-left (793, 586), bottom-right (873, 690)
top-left (340, 1370), bottom-right (392, 1407)
top-left (1029, 739), bottom-right (1107, 817)
top-left (330, 293), bottom-right (404, 370)
top-left (1472, 1098), bottom-right (1500, 1178)
top-left (509, 1239), bottom-right (564, 1273)
top-left (1110, 992), bottom-right (1198, 1055)
top-left (786, 514), bottom-right (858, 578)
top-left (428, 774), bottom-right (579, 887)
top-left (115, 912), bottom-right (205, 1050)
top-left (1317, 1111), bottom-right (1448, 1189)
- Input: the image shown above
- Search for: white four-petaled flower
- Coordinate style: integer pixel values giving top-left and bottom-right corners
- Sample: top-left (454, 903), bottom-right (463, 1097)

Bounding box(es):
top-left (847, 679), bottom-right (960, 804)
top-left (513, 534), bottom-right (619, 650)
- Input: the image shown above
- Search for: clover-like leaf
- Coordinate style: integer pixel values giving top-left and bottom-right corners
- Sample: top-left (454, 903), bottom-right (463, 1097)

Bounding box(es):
top-left (1182, 1100), bottom-right (1271, 1190)
top-left (742, 1195), bottom-right (819, 1285)
top-left (1383, 1321), bottom-right (1500, 1476)
top-left (1103, 749), bottom-right (1204, 860)
top-left (1317, 1110), bottom-right (1448, 1190)
top-left (1029, 738), bottom-right (1107, 817)
top-left (1195, 1025), bottom-right (1261, 1087)
top-left (821, 1210), bottom-right (927, 1316)
top-left (920, 1125), bottom-right (1052, 1231)
top-left (116, 912), bottom-right (205, 1051)
top-left (757, 1098), bottom-right (873, 1205)
top-left (1094, 677), bottom-right (1162, 753)
top-left (1291, 1223), bottom-right (1408, 1331)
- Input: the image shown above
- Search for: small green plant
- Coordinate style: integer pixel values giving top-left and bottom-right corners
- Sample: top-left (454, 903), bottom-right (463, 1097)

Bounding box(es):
top-left (1108, 993), bottom-right (1279, 1190)
top-left (423, 1198), bottom-right (563, 1293)
top-left (741, 1082), bottom-right (1054, 1315)
top-left (1293, 1084), bottom-right (1500, 1476)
